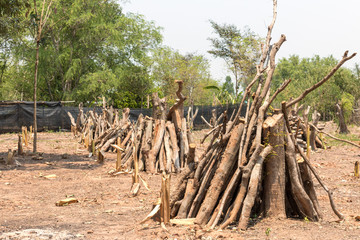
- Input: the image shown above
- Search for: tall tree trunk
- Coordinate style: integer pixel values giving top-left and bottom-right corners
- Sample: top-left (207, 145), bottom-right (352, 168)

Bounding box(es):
top-left (336, 103), bottom-right (349, 134)
top-left (263, 114), bottom-right (286, 218)
top-left (33, 39), bottom-right (40, 153)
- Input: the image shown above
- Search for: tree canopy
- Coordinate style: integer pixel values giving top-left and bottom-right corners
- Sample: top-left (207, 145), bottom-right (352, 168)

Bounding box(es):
top-left (1, 0), bottom-right (163, 108)
top-left (151, 47), bottom-right (216, 106)
top-left (272, 55), bottom-right (360, 122)
top-left (208, 20), bottom-right (262, 97)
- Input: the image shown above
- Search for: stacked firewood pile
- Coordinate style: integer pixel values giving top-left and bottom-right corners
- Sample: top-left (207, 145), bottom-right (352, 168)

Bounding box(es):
top-left (168, 0), bottom-right (356, 230)
top-left (68, 81), bottom-right (194, 173)
top-left (288, 105), bottom-right (327, 152)
top-left (67, 102), bottom-right (131, 158)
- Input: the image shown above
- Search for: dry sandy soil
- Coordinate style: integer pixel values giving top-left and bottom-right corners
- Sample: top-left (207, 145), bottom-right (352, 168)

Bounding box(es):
top-left (1, 123), bottom-right (360, 239)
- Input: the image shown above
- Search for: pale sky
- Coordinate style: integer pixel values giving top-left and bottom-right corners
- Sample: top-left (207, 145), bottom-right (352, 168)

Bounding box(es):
top-left (122, 0), bottom-right (360, 82)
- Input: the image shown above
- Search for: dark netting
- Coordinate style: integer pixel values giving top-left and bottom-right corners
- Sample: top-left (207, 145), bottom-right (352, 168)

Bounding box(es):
top-left (184, 103), bottom-right (247, 128)
top-left (129, 108), bottom-right (153, 122)
top-left (0, 101), bottom-right (246, 133)
top-left (0, 104), bottom-right (19, 133)
top-left (0, 101), bottom-right (65, 133)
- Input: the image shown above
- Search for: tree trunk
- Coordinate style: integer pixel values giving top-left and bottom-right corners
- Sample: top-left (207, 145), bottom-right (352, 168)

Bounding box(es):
top-left (336, 103), bottom-right (349, 134)
top-left (263, 114), bottom-right (287, 218)
top-left (33, 40), bottom-right (40, 153)
top-left (310, 110), bottom-right (321, 151)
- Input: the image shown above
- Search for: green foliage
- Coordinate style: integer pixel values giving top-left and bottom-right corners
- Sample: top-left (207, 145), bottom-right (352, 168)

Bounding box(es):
top-left (272, 55), bottom-right (360, 119)
top-left (340, 92), bottom-right (355, 123)
top-left (152, 47), bottom-right (214, 106)
top-left (223, 76), bottom-right (235, 95)
top-left (326, 132), bottom-right (360, 147)
top-left (265, 228), bottom-right (271, 236)
top-left (208, 21), bottom-right (262, 96)
top-left (204, 75), bottom-right (242, 105)
top-left (0, 0), bottom-right (29, 36)
top-left (0, 0), bottom-right (162, 108)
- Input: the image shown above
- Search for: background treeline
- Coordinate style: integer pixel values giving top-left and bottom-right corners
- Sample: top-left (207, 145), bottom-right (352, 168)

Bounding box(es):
top-left (1, 0), bottom-right (360, 123)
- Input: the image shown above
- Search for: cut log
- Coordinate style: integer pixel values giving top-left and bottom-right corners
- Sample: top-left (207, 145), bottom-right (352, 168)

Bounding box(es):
top-left (263, 113), bottom-right (286, 218)
top-left (147, 119), bottom-right (166, 173)
top-left (177, 178), bottom-right (197, 218)
top-left (285, 132), bottom-right (318, 220)
top-left (238, 145), bottom-right (273, 230)
top-left (161, 173), bottom-right (171, 224)
top-left (298, 162), bottom-right (322, 218)
top-left (163, 130), bottom-right (173, 172)
top-left (195, 123), bottom-right (244, 225)
top-left (142, 119), bottom-right (153, 171)
top-left (166, 122), bottom-right (180, 171)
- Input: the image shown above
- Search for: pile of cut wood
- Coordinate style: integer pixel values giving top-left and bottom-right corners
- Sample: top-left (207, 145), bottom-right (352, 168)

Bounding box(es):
top-left (68, 81), bottom-right (194, 173)
top-left (168, 0), bottom-right (356, 230)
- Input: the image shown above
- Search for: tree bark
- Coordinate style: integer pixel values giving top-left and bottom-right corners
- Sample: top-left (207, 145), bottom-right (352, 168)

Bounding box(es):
top-left (263, 114), bottom-right (287, 218)
top-left (195, 123), bottom-right (244, 225)
top-left (336, 103), bottom-right (349, 134)
top-left (284, 132), bottom-right (318, 220)
top-left (147, 119), bottom-right (166, 173)
top-left (238, 145), bottom-right (273, 230)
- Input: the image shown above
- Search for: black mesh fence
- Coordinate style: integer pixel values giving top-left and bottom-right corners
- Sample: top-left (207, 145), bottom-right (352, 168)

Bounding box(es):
top-left (186, 104), bottom-right (246, 128)
top-left (0, 101), bottom-right (246, 133)
top-left (0, 101), bottom-right (101, 133)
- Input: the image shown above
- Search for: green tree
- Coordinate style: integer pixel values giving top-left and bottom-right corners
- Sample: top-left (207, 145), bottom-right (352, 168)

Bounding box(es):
top-left (223, 75), bottom-right (234, 95)
top-left (204, 76), bottom-right (240, 105)
top-left (272, 55), bottom-right (360, 121)
top-left (208, 20), bottom-right (261, 97)
top-left (0, 0), bottom-right (162, 109)
top-left (0, 0), bottom-right (29, 36)
top-left (151, 47), bottom-right (215, 105)
top-left (31, 0), bottom-right (55, 153)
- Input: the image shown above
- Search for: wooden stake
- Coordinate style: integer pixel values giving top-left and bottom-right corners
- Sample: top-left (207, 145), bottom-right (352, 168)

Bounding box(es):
top-left (116, 137), bottom-right (121, 171)
top-left (355, 161), bottom-right (359, 178)
top-left (7, 149), bottom-right (14, 165)
top-left (22, 127), bottom-right (28, 147)
top-left (97, 150), bottom-right (104, 164)
top-left (18, 135), bottom-right (23, 155)
top-left (91, 140), bottom-right (95, 156)
top-left (29, 126), bottom-right (33, 140)
top-left (161, 172), bottom-right (170, 224)
top-left (306, 124), bottom-right (311, 159)
top-left (84, 134), bottom-right (89, 149)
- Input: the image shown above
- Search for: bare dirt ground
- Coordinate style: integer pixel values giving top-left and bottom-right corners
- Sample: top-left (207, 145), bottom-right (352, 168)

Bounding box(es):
top-left (1, 122), bottom-right (360, 239)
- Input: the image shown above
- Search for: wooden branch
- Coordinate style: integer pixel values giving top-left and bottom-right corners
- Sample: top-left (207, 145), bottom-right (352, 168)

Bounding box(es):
top-left (282, 101), bottom-right (344, 220)
top-left (218, 145), bottom-right (263, 229)
top-left (286, 51), bottom-right (357, 109)
top-left (309, 122), bottom-right (360, 148)
top-left (201, 124), bottom-right (222, 144)
top-left (67, 112), bottom-right (76, 127)
top-left (238, 145), bottom-right (273, 230)
top-left (147, 119), bottom-right (166, 173)
top-left (285, 131), bottom-right (318, 220)
top-left (201, 116), bottom-right (213, 128)
top-left (167, 80), bottom-right (187, 120)
top-left (267, 78), bottom-right (292, 110)
top-left (161, 172), bottom-right (171, 224)
top-left (195, 123), bottom-right (244, 225)
top-left (259, 0), bottom-right (278, 68)
top-left (166, 122), bottom-right (180, 171)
